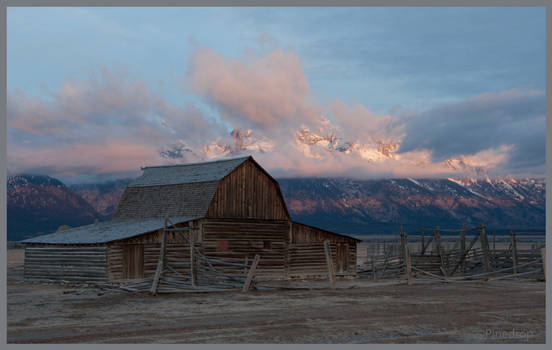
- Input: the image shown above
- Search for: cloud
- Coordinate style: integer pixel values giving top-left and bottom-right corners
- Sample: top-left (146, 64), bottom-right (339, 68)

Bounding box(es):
top-left (7, 69), bottom-right (225, 177)
top-left (7, 44), bottom-right (545, 180)
top-left (187, 46), bottom-right (321, 130)
top-left (398, 88), bottom-right (545, 172)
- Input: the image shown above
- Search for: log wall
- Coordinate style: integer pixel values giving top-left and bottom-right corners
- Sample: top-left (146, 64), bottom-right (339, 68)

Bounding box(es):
top-left (201, 219), bottom-right (288, 278)
top-left (287, 242), bottom-right (357, 278)
top-left (107, 222), bottom-right (200, 282)
top-left (206, 160), bottom-right (289, 220)
top-left (24, 245), bottom-right (108, 283)
top-left (289, 222), bottom-right (357, 277)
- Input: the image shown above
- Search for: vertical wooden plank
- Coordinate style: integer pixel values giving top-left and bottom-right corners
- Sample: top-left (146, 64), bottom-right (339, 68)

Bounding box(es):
top-left (243, 254), bottom-right (261, 292)
top-left (150, 217), bottom-right (167, 295)
top-left (492, 229), bottom-right (496, 253)
top-left (371, 255), bottom-right (376, 280)
top-left (288, 221), bottom-right (293, 243)
top-left (404, 244), bottom-right (412, 285)
top-left (323, 240), bottom-right (336, 290)
top-left (541, 247), bottom-right (546, 278)
top-left (137, 245), bottom-right (144, 278)
top-left (190, 229), bottom-right (197, 286)
top-left (461, 223), bottom-right (466, 272)
top-left (510, 231), bottom-right (518, 275)
top-left (399, 225), bottom-right (406, 261)
top-left (435, 226), bottom-right (441, 257)
top-left (479, 224), bottom-right (493, 273)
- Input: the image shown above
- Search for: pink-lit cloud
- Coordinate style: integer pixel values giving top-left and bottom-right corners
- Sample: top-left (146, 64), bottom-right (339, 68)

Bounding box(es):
top-left (7, 44), bottom-right (543, 180)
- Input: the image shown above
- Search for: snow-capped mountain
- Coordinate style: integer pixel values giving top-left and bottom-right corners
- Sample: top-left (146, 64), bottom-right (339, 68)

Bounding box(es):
top-left (7, 175), bottom-right (100, 241)
top-left (277, 177), bottom-right (545, 234)
top-left (7, 175), bottom-right (545, 240)
top-left (70, 179), bottom-right (133, 217)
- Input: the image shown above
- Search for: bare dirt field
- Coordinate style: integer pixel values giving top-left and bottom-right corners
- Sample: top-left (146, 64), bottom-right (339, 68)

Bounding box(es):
top-left (7, 249), bottom-right (545, 344)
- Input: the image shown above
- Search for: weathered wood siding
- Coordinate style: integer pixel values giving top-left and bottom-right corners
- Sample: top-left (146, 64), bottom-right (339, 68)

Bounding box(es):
top-left (291, 222), bottom-right (358, 244)
top-left (107, 243), bottom-right (196, 281)
top-left (287, 242), bottom-right (356, 277)
top-left (24, 246), bottom-right (108, 283)
top-left (113, 182), bottom-right (219, 220)
top-left (201, 219), bottom-right (288, 278)
top-left (107, 222), bottom-right (200, 282)
top-left (288, 222), bottom-right (357, 277)
top-left (206, 160), bottom-right (289, 220)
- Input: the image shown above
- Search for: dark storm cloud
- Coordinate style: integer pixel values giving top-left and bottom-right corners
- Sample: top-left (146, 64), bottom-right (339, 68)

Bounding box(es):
top-left (398, 89), bottom-right (545, 174)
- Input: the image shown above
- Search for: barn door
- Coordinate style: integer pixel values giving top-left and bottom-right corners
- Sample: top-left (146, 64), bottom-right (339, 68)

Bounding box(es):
top-left (123, 245), bottom-right (144, 279)
top-left (336, 243), bottom-right (349, 273)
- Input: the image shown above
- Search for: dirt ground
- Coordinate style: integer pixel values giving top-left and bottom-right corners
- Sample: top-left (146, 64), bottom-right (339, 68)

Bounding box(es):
top-left (7, 249), bottom-right (545, 344)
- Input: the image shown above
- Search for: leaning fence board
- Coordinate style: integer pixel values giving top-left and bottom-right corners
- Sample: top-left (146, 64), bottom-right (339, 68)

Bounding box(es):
top-left (242, 254), bottom-right (261, 292)
top-left (150, 218), bottom-right (168, 295)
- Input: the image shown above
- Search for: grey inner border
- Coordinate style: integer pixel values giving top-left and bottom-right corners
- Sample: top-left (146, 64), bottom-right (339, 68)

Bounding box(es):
top-left (0, 1), bottom-right (550, 349)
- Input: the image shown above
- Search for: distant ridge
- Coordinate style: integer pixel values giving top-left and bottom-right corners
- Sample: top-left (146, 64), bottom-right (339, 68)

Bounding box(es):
top-left (7, 174), bottom-right (545, 240)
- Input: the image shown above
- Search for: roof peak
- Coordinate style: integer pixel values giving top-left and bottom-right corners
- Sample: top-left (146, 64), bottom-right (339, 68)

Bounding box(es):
top-left (141, 155), bottom-right (252, 170)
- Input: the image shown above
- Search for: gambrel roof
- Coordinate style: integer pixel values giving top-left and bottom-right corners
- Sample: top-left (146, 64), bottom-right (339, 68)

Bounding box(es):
top-left (113, 155), bottom-right (290, 220)
top-left (129, 156), bottom-right (250, 187)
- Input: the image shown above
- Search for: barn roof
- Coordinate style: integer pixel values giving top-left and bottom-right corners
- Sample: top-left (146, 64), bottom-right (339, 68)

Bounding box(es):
top-left (21, 217), bottom-right (198, 245)
top-left (129, 156), bottom-right (250, 187)
top-left (113, 155), bottom-right (286, 220)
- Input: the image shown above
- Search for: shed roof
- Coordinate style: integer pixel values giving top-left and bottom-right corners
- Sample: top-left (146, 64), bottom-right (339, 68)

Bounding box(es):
top-left (21, 217), bottom-right (198, 245)
top-left (129, 156), bottom-right (250, 187)
top-left (291, 221), bottom-right (362, 243)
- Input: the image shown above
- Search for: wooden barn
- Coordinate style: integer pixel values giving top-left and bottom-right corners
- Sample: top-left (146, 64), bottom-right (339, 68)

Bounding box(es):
top-left (22, 156), bottom-right (360, 284)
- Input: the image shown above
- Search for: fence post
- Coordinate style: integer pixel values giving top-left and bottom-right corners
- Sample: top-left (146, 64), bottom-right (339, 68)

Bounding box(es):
top-left (461, 223), bottom-right (466, 272)
top-left (371, 255), bottom-right (376, 281)
top-left (479, 224), bottom-right (493, 273)
top-left (492, 228), bottom-right (496, 268)
top-left (324, 240), bottom-right (336, 290)
top-left (510, 231), bottom-right (518, 275)
top-left (403, 243), bottom-right (412, 285)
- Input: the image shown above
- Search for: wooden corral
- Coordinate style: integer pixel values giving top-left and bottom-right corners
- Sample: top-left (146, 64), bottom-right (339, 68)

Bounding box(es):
top-left (22, 156), bottom-right (360, 287)
top-left (357, 225), bottom-right (545, 282)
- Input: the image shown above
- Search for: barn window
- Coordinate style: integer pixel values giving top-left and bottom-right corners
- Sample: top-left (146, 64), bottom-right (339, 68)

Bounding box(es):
top-left (263, 241), bottom-right (271, 249)
top-left (217, 240), bottom-right (229, 251)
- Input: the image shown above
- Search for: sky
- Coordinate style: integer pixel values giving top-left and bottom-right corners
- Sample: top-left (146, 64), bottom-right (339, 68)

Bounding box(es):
top-left (6, 7), bottom-right (546, 183)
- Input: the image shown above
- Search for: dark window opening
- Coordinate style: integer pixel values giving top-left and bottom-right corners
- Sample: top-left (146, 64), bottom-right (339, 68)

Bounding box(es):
top-left (263, 241), bottom-right (271, 249)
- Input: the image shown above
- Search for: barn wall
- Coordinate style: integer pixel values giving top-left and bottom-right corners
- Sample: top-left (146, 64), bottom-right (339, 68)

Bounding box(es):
top-left (286, 242), bottom-right (356, 278)
top-left (107, 221), bottom-right (200, 282)
top-left (201, 218), bottom-right (289, 278)
top-left (24, 245), bottom-right (108, 283)
top-left (206, 160), bottom-right (289, 220)
top-left (288, 223), bottom-right (358, 277)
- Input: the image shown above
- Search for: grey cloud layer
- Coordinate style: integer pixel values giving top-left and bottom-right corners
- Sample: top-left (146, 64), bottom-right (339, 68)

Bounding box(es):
top-left (398, 89), bottom-right (545, 174)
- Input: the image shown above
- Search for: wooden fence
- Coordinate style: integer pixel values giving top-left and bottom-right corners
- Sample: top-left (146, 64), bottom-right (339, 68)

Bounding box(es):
top-left (358, 224), bottom-right (545, 282)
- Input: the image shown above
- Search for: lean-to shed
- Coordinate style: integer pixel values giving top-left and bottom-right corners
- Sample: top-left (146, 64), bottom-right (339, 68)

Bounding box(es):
top-left (22, 156), bottom-right (360, 283)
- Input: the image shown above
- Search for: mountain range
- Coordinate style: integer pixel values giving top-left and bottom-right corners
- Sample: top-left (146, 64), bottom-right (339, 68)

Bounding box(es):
top-left (7, 174), bottom-right (545, 241)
